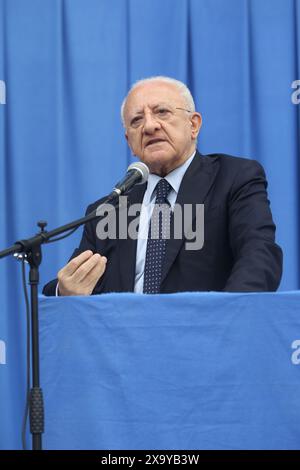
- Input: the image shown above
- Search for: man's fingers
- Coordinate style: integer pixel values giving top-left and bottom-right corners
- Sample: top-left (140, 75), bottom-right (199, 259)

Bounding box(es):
top-left (57, 252), bottom-right (107, 296)
top-left (71, 253), bottom-right (106, 283)
top-left (81, 256), bottom-right (107, 289)
top-left (61, 250), bottom-right (94, 277)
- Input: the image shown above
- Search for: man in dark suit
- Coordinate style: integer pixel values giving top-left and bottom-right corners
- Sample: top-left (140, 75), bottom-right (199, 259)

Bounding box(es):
top-left (43, 76), bottom-right (282, 296)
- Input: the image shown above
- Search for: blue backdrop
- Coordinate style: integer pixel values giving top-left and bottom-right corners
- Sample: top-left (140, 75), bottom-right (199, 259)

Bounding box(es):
top-left (0, 0), bottom-right (300, 449)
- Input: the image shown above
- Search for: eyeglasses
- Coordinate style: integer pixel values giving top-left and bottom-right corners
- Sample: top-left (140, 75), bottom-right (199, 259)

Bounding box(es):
top-left (127, 105), bottom-right (193, 130)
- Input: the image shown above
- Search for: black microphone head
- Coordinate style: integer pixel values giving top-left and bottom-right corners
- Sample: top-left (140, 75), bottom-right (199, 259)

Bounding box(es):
top-left (127, 161), bottom-right (149, 184)
top-left (109, 161), bottom-right (150, 199)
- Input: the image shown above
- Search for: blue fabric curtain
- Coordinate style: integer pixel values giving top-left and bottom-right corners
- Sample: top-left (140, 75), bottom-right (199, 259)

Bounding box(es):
top-left (0, 0), bottom-right (299, 449)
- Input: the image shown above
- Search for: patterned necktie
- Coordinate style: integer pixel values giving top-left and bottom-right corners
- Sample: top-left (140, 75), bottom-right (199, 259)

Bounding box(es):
top-left (143, 178), bottom-right (172, 294)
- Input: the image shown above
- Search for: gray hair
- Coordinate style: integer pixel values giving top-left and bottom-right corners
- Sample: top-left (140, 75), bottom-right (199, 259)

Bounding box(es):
top-left (120, 76), bottom-right (196, 127)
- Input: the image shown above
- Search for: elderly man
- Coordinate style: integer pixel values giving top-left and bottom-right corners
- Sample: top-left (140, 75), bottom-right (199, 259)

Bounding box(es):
top-left (43, 76), bottom-right (282, 296)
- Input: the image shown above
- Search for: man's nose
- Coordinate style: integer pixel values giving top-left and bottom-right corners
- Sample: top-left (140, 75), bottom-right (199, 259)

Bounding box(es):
top-left (143, 111), bottom-right (161, 134)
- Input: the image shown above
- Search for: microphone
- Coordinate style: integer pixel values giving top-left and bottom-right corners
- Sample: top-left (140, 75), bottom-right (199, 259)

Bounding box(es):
top-left (109, 162), bottom-right (149, 198)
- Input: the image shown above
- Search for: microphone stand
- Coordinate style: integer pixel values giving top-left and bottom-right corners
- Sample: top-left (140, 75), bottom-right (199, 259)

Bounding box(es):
top-left (0, 194), bottom-right (118, 450)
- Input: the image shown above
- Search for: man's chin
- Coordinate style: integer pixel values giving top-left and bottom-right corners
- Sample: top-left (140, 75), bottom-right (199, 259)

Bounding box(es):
top-left (142, 149), bottom-right (173, 167)
top-left (142, 152), bottom-right (174, 176)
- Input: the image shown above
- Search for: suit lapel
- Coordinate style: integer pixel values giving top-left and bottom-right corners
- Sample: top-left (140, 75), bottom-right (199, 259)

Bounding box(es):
top-left (161, 151), bottom-right (220, 284)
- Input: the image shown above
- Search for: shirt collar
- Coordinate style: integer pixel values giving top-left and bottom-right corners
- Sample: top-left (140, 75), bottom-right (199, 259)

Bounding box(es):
top-left (143, 150), bottom-right (196, 204)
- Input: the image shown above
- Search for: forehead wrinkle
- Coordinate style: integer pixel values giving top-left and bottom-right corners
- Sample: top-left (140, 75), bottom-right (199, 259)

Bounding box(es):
top-left (130, 101), bottom-right (172, 116)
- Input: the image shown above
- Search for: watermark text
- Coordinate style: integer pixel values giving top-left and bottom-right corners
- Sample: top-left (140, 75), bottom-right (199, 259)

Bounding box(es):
top-left (95, 197), bottom-right (204, 251)
top-left (0, 80), bottom-right (6, 105)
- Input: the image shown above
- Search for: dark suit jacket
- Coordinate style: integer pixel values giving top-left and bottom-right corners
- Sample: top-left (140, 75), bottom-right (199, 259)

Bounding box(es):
top-left (43, 152), bottom-right (283, 295)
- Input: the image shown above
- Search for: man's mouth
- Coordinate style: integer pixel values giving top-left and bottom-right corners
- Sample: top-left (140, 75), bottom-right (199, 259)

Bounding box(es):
top-left (145, 138), bottom-right (166, 147)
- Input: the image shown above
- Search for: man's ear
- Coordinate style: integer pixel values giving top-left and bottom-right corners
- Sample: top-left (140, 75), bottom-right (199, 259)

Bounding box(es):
top-left (191, 113), bottom-right (202, 139)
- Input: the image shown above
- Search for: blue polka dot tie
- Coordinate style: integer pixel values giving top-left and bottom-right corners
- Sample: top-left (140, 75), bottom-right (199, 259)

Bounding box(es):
top-left (143, 178), bottom-right (172, 294)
